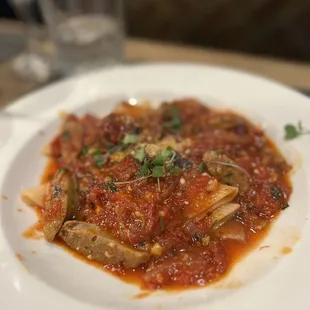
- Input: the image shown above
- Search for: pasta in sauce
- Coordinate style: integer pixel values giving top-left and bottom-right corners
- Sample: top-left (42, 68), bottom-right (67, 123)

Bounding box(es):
top-left (22, 99), bottom-right (291, 290)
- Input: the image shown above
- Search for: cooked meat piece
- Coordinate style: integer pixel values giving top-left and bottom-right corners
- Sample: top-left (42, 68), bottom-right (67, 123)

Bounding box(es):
top-left (43, 171), bottom-right (78, 241)
top-left (203, 150), bottom-right (250, 192)
top-left (59, 221), bottom-right (151, 268)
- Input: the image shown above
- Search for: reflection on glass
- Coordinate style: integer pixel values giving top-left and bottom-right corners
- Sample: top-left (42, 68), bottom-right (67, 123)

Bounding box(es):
top-left (9, 0), bottom-right (53, 82)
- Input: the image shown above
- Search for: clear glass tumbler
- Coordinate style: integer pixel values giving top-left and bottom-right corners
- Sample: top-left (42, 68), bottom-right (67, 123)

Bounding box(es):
top-left (39, 0), bottom-right (124, 76)
top-left (9, 0), bottom-right (53, 82)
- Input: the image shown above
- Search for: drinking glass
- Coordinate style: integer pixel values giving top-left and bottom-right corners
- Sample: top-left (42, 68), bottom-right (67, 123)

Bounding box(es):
top-left (39, 0), bottom-right (124, 76)
top-left (9, 0), bottom-right (53, 82)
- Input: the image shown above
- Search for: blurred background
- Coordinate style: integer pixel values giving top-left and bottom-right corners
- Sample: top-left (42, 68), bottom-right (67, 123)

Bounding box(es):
top-left (1, 0), bottom-right (310, 108)
top-left (2, 0), bottom-right (310, 62)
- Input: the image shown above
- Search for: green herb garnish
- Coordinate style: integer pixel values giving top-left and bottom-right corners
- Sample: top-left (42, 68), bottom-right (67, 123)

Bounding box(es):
top-left (107, 181), bottom-right (118, 192)
top-left (95, 157), bottom-right (104, 168)
top-left (122, 134), bottom-right (139, 145)
top-left (115, 147), bottom-right (190, 191)
top-left (92, 149), bottom-right (105, 168)
top-left (152, 166), bottom-right (164, 178)
top-left (284, 121), bottom-right (310, 140)
top-left (272, 186), bottom-right (282, 200)
top-left (138, 162), bottom-right (150, 176)
top-left (135, 147), bottom-right (146, 163)
top-left (282, 203), bottom-right (289, 210)
top-left (198, 161), bottom-right (206, 173)
top-left (170, 167), bottom-right (182, 175)
top-left (91, 149), bottom-right (101, 157)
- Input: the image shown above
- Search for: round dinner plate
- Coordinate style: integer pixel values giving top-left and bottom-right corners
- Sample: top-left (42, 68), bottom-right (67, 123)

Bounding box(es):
top-left (1, 64), bottom-right (310, 310)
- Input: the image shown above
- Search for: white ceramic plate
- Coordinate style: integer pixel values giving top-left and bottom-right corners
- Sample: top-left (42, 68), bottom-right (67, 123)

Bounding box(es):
top-left (1, 64), bottom-right (310, 310)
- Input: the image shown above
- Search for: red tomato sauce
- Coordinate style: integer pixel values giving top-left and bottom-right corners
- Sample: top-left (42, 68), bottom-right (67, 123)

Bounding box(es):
top-left (25, 99), bottom-right (291, 291)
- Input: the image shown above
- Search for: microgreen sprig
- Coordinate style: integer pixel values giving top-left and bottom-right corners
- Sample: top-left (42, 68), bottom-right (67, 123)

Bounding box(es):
top-left (115, 146), bottom-right (187, 191)
top-left (284, 121), bottom-right (310, 140)
top-left (80, 133), bottom-right (140, 169)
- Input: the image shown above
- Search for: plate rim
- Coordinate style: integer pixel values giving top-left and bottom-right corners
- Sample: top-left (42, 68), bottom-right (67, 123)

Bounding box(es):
top-left (1, 63), bottom-right (310, 310)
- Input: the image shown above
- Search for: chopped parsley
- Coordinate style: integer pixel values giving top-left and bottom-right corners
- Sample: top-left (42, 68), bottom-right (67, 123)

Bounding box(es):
top-left (271, 186), bottom-right (282, 200)
top-left (88, 132), bottom-right (140, 169)
top-left (284, 121), bottom-right (310, 140)
top-left (91, 149), bottom-right (105, 168)
top-left (107, 181), bottom-right (118, 192)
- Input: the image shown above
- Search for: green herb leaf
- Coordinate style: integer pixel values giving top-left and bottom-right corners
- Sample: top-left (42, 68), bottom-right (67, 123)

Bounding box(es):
top-left (272, 186), bottom-right (282, 200)
top-left (198, 161), bottom-right (206, 173)
top-left (161, 147), bottom-right (173, 158)
top-left (284, 121), bottom-right (310, 140)
top-left (95, 157), bottom-right (104, 168)
top-left (152, 166), bottom-right (164, 178)
top-left (107, 181), bottom-right (118, 192)
top-left (91, 149), bottom-right (101, 157)
top-left (282, 203), bottom-right (289, 210)
top-left (122, 134), bottom-right (138, 145)
top-left (170, 167), bottom-right (182, 175)
top-left (284, 124), bottom-right (299, 140)
top-left (135, 147), bottom-right (145, 163)
top-left (153, 153), bottom-right (165, 165)
top-left (159, 216), bottom-right (165, 231)
top-left (138, 162), bottom-right (150, 176)
top-left (153, 147), bottom-right (174, 165)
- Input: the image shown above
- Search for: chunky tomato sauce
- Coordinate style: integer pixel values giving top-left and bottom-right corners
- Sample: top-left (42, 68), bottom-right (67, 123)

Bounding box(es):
top-left (27, 99), bottom-right (291, 290)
